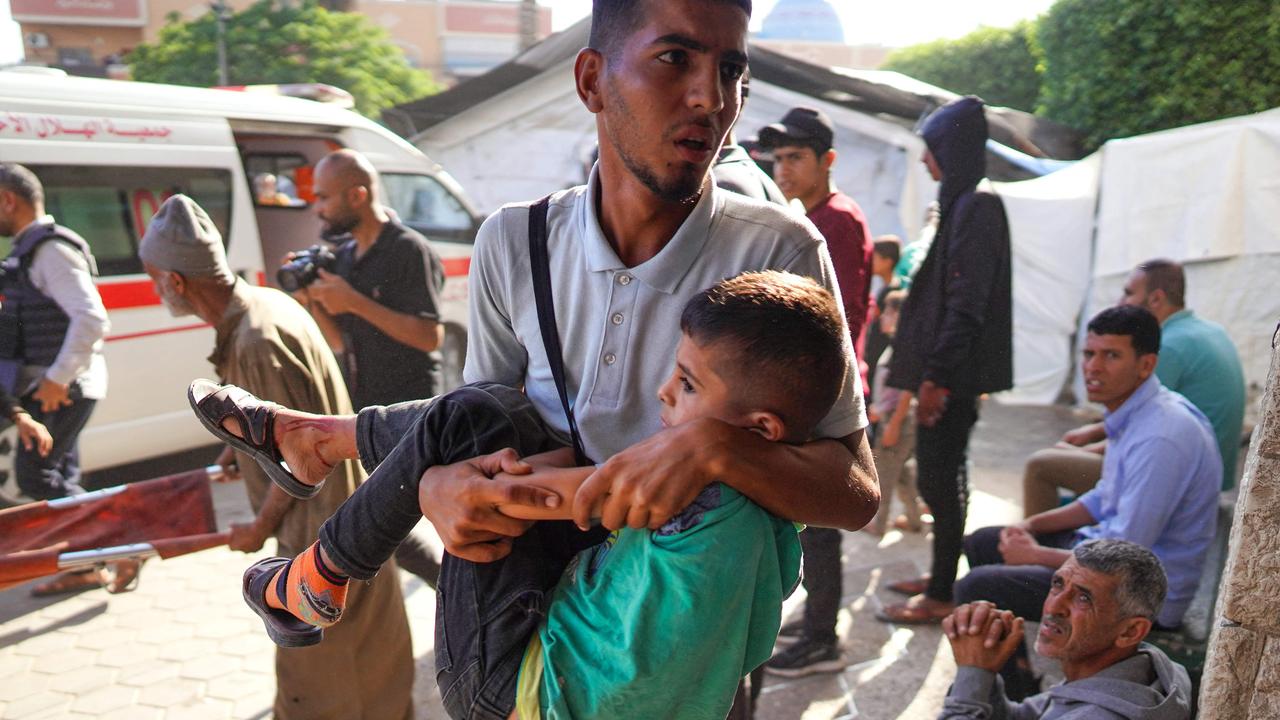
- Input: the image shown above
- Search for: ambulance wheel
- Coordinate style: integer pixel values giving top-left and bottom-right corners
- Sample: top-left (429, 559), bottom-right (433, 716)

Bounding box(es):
top-left (0, 421), bottom-right (27, 508)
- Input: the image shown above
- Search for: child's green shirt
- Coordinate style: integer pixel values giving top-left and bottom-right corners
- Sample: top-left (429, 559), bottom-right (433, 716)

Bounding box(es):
top-left (515, 483), bottom-right (802, 719)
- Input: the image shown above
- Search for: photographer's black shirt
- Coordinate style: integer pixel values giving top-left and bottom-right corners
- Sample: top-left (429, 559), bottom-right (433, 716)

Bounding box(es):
top-left (332, 220), bottom-right (445, 409)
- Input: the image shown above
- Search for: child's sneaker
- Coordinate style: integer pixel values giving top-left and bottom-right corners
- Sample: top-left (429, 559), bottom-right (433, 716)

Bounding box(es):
top-left (764, 636), bottom-right (844, 677)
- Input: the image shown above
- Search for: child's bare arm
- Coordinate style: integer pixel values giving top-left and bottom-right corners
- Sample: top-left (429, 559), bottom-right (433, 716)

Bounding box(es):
top-left (495, 465), bottom-right (595, 521)
top-left (521, 446), bottom-right (579, 470)
top-left (889, 390), bottom-right (914, 428)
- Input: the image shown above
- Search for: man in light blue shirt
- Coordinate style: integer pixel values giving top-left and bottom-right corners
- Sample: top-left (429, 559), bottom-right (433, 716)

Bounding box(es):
top-left (1022, 260), bottom-right (1245, 518)
top-left (952, 305), bottom-right (1220, 698)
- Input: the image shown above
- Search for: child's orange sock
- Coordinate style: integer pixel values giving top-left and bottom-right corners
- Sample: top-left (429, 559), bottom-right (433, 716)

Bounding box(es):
top-left (264, 541), bottom-right (349, 628)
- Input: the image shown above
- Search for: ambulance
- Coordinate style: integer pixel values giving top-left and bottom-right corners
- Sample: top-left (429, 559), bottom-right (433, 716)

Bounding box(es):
top-left (0, 69), bottom-right (483, 504)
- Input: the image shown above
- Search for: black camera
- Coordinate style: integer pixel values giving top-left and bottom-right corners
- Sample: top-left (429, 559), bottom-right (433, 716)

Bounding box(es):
top-left (277, 245), bottom-right (337, 292)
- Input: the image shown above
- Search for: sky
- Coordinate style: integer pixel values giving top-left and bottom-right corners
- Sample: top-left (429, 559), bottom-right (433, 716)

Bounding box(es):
top-left (544, 0), bottom-right (1056, 46)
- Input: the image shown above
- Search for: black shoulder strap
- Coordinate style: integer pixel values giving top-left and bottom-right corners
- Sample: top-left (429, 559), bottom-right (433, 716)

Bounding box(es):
top-left (528, 195), bottom-right (589, 465)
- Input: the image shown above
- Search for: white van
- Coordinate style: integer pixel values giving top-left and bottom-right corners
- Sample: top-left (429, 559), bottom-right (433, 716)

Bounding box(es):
top-left (0, 70), bottom-right (482, 503)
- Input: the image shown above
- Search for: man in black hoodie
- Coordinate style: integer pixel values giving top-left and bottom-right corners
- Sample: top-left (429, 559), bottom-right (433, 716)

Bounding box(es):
top-left (879, 96), bottom-right (1013, 624)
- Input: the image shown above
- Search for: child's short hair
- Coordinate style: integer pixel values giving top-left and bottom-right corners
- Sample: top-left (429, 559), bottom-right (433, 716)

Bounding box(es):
top-left (883, 288), bottom-right (907, 312)
top-left (873, 236), bottom-right (902, 266)
top-left (680, 270), bottom-right (848, 440)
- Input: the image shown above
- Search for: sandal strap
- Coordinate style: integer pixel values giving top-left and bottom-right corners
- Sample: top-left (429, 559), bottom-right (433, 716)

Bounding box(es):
top-left (198, 386), bottom-right (283, 464)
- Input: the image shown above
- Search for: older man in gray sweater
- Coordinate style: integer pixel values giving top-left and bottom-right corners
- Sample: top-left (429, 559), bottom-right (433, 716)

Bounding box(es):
top-left (938, 539), bottom-right (1191, 720)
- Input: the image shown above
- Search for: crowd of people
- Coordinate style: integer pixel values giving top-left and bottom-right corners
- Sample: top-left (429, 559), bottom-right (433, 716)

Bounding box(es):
top-left (0, 0), bottom-right (1252, 718)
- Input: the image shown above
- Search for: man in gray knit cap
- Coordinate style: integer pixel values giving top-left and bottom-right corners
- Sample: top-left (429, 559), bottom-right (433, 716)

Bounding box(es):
top-left (140, 194), bottom-right (414, 720)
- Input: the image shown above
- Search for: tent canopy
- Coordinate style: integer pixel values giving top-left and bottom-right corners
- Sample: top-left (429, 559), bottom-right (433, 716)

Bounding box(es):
top-left (383, 17), bottom-right (1083, 241)
top-left (998, 108), bottom-right (1280, 404)
top-left (385, 18), bottom-right (1084, 165)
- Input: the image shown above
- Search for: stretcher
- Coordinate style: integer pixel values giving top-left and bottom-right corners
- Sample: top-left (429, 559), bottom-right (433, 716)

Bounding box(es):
top-left (0, 466), bottom-right (231, 591)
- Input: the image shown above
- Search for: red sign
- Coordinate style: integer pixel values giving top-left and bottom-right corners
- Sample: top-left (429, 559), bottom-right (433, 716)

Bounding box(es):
top-left (11, 0), bottom-right (145, 25)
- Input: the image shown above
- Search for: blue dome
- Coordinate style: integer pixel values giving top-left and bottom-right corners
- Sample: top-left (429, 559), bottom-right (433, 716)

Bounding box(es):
top-left (758, 0), bottom-right (846, 44)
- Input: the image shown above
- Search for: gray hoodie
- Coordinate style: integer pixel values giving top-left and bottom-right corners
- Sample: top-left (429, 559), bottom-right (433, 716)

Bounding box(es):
top-left (938, 643), bottom-right (1192, 720)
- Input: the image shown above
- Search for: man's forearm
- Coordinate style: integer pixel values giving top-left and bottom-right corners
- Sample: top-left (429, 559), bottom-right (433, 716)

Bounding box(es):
top-left (1032, 546), bottom-right (1072, 569)
top-left (1025, 500), bottom-right (1094, 536)
top-left (714, 428), bottom-right (879, 531)
top-left (348, 294), bottom-right (443, 353)
top-left (254, 484), bottom-right (297, 537)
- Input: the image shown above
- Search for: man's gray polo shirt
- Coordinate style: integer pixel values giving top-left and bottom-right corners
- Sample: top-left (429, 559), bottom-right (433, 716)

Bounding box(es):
top-left (464, 167), bottom-right (867, 462)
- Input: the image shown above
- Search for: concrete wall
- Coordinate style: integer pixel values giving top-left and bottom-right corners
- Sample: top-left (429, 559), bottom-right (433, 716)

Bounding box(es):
top-left (1201, 335), bottom-right (1280, 716)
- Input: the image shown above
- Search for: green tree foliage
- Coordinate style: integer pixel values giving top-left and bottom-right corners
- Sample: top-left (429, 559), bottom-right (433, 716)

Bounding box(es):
top-left (882, 22), bottom-right (1043, 113)
top-left (1038, 0), bottom-right (1280, 148)
top-left (129, 0), bottom-right (439, 118)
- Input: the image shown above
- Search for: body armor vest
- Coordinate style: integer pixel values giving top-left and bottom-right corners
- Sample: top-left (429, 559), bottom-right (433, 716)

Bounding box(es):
top-left (0, 222), bottom-right (97, 369)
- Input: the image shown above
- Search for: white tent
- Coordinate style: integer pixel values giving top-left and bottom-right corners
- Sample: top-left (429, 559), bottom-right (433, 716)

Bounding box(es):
top-left (994, 155), bottom-right (1100, 404)
top-left (387, 19), bottom-right (1081, 245)
top-left (1087, 108), bottom-right (1280, 394)
top-left (996, 108), bottom-right (1280, 404)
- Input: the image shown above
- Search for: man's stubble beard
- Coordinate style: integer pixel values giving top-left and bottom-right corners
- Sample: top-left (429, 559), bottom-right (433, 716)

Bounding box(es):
top-left (604, 81), bottom-right (710, 205)
top-left (320, 206), bottom-right (360, 241)
top-left (158, 282), bottom-right (197, 318)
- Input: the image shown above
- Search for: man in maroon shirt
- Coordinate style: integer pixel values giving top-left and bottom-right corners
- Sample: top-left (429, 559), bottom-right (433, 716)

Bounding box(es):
top-left (758, 107), bottom-right (875, 677)
top-left (763, 107), bottom-right (874, 377)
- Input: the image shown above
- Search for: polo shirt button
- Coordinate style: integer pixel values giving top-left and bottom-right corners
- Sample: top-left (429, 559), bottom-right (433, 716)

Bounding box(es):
top-left (611, 313), bottom-right (624, 325)
top-left (617, 274), bottom-right (632, 286)
top-left (604, 353), bottom-right (617, 365)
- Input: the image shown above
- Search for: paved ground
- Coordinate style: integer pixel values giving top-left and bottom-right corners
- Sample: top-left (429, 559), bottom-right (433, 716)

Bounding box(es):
top-left (0, 400), bottom-right (1082, 720)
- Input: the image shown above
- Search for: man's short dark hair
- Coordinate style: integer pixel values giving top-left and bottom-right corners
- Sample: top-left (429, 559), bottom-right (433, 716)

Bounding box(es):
top-left (589, 0), bottom-right (753, 58)
top-left (873, 236), bottom-right (902, 266)
top-left (680, 270), bottom-right (847, 439)
top-left (1072, 539), bottom-right (1168, 621)
top-left (1087, 305), bottom-right (1161, 356)
top-left (0, 163), bottom-right (44, 207)
top-left (1137, 258), bottom-right (1186, 308)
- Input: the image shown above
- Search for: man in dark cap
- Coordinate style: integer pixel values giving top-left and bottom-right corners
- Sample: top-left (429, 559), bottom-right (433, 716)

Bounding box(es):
top-left (758, 106), bottom-right (874, 676)
top-left (878, 96), bottom-right (1013, 625)
top-left (139, 195), bottom-right (414, 719)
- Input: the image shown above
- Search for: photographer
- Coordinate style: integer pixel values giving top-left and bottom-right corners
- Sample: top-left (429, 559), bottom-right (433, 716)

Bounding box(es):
top-left (287, 150), bottom-right (446, 587)
top-left (291, 149), bottom-right (446, 411)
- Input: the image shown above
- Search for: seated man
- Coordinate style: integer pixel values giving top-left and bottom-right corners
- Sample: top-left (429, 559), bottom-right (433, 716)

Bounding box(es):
top-left (1023, 258), bottom-right (1245, 516)
top-left (939, 539), bottom-right (1192, 719)
top-left (191, 271), bottom-right (850, 719)
top-left (955, 305), bottom-right (1219, 694)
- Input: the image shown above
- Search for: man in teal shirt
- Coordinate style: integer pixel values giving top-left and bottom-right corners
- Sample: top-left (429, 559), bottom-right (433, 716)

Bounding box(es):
top-left (1123, 259), bottom-right (1245, 487)
top-left (1022, 259), bottom-right (1246, 518)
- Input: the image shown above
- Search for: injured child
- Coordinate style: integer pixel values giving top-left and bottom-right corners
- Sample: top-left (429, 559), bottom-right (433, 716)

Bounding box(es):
top-left (189, 270), bottom-right (857, 720)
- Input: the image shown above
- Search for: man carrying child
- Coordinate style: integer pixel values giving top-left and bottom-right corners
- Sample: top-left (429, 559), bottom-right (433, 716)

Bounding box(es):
top-left (187, 0), bottom-right (880, 717)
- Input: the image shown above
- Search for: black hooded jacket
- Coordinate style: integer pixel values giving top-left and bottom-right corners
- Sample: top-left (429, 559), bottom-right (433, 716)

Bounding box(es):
top-left (888, 97), bottom-right (1013, 397)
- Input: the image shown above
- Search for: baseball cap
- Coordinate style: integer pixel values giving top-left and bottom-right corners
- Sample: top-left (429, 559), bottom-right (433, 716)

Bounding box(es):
top-left (758, 107), bottom-right (834, 153)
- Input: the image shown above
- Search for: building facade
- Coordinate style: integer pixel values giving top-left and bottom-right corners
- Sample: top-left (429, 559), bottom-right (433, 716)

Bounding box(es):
top-left (12, 0), bottom-right (550, 84)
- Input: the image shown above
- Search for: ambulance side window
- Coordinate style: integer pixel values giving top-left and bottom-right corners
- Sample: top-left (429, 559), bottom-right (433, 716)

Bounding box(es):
top-left (21, 165), bottom-right (233, 276)
top-left (382, 173), bottom-right (477, 244)
top-left (244, 154), bottom-right (310, 208)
